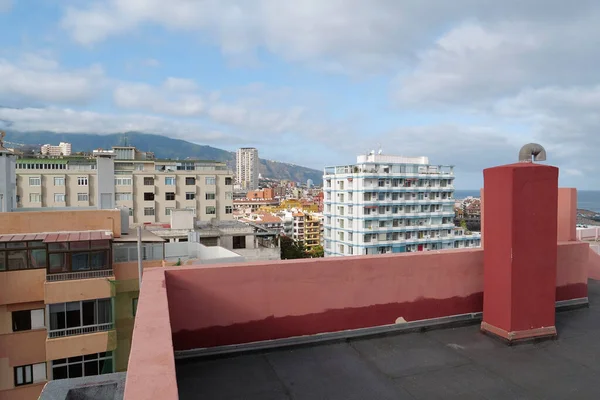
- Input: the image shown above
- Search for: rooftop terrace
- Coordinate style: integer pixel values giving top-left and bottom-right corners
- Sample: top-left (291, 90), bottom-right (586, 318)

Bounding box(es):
top-left (176, 280), bottom-right (600, 400)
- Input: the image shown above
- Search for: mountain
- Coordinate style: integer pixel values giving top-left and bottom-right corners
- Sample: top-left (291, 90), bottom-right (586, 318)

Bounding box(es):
top-left (3, 131), bottom-right (323, 184)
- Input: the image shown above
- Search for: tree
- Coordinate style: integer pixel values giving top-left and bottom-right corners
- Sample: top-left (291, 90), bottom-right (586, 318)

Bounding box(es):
top-left (308, 245), bottom-right (324, 258)
top-left (280, 236), bottom-right (309, 259)
top-left (460, 219), bottom-right (468, 231)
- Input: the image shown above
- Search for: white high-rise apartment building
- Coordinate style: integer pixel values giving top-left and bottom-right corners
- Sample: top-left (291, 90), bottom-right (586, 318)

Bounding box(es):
top-left (236, 147), bottom-right (259, 190)
top-left (323, 152), bottom-right (481, 257)
top-left (41, 142), bottom-right (72, 156)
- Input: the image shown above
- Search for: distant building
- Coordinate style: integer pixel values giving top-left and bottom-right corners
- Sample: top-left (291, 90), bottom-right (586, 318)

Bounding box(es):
top-left (323, 151), bottom-right (481, 257)
top-left (236, 148), bottom-right (259, 191)
top-left (41, 142), bottom-right (72, 156)
top-left (15, 146), bottom-right (234, 224)
top-left (307, 179), bottom-right (314, 188)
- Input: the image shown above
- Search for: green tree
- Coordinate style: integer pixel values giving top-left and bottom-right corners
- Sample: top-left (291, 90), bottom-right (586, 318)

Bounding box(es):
top-left (280, 236), bottom-right (309, 259)
top-left (308, 245), bottom-right (325, 258)
top-left (460, 219), bottom-right (468, 230)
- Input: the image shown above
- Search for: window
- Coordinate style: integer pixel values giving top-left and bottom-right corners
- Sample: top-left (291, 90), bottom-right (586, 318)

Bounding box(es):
top-left (232, 236), bottom-right (246, 249)
top-left (12, 309), bottom-right (45, 331)
top-left (144, 208), bottom-right (155, 216)
top-left (225, 191), bottom-right (233, 200)
top-left (205, 177), bottom-right (216, 185)
top-left (165, 177), bottom-right (176, 185)
top-left (29, 193), bottom-right (41, 203)
top-left (143, 192), bottom-right (155, 201)
top-left (225, 177), bottom-right (232, 185)
top-left (165, 208), bottom-right (174, 216)
top-left (1, 240), bottom-right (46, 271)
top-left (29, 177), bottom-right (41, 186)
top-left (77, 193), bottom-right (89, 202)
top-left (185, 192), bottom-right (195, 200)
top-left (225, 206), bottom-right (233, 214)
top-left (114, 177), bottom-right (132, 186)
top-left (54, 177), bottom-right (64, 186)
top-left (52, 352), bottom-right (113, 380)
top-left (206, 206), bottom-right (216, 215)
top-left (185, 177), bottom-right (195, 185)
top-left (49, 299), bottom-right (113, 338)
top-left (14, 363), bottom-right (46, 386)
top-left (77, 177), bottom-right (88, 186)
top-left (47, 240), bottom-right (110, 274)
top-left (205, 193), bottom-right (216, 200)
top-left (115, 192), bottom-right (132, 201)
top-left (52, 193), bottom-right (65, 202)
top-left (165, 192), bottom-right (175, 201)
top-left (143, 177), bottom-right (154, 185)
top-left (132, 298), bottom-right (138, 317)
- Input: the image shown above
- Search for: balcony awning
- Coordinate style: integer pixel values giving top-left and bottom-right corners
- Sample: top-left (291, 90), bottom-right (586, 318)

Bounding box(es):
top-left (0, 230), bottom-right (113, 243)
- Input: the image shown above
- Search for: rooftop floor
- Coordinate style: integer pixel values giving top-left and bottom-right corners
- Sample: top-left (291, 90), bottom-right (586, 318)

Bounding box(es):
top-left (176, 280), bottom-right (600, 400)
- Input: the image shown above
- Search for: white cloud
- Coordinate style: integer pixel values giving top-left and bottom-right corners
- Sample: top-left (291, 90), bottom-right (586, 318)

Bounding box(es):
top-left (0, 106), bottom-right (237, 144)
top-left (0, 59), bottom-right (104, 104)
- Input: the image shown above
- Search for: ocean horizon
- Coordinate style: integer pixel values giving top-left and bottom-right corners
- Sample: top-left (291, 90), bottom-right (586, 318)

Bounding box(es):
top-left (454, 190), bottom-right (600, 213)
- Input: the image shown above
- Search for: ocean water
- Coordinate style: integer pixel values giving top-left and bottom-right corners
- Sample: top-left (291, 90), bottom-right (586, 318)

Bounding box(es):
top-left (454, 190), bottom-right (600, 213)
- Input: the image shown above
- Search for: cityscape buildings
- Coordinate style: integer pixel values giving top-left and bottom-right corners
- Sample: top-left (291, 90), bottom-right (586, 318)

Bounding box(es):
top-left (40, 143), bottom-right (72, 157)
top-left (14, 146), bottom-right (234, 224)
top-left (323, 151), bottom-right (481, 257)
top-left (235, 148), bottom-right (259, 191)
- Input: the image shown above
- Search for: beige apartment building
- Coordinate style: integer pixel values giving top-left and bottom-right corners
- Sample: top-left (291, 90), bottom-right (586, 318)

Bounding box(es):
top-left (14, 146), bottom-right (234, 224)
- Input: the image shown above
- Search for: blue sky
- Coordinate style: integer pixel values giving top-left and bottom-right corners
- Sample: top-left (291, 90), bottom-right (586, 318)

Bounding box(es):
top-left (1, 1), bottom-right (600, 189)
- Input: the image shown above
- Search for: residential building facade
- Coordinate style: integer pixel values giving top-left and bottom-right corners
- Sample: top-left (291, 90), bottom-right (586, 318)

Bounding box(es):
top-left (14, 147), bottom-right (234, 224)
top-left (323, 152), bottom-right (481, 257)
top-left (40, 143), bottom-right (72, 157)
top-left (235, 148), bottom-right (259, 191)
top-left (0, 209), bottom-right (167, 400)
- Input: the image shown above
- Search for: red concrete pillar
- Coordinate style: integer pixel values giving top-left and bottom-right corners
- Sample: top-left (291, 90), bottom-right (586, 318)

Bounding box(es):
top-left (481, 162), bottom-right (559, 342)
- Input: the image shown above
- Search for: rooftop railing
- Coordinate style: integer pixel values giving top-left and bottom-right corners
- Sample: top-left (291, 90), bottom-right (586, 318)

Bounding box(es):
top-left (48, 322), bottom-right (114, 339)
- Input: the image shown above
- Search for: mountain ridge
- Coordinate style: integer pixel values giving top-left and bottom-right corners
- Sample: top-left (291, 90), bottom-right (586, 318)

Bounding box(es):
top-left (3, 131), bottom-right (323, 184)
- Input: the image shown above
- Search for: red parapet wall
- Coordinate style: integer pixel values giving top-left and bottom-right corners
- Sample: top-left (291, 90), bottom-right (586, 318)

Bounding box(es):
top-left (163, 242), bottom-right (590, 351)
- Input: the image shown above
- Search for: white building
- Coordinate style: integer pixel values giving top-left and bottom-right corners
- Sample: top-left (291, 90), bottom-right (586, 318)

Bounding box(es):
top-left (323, 152), bottom-right (481, 257)
top-left (236, 147), bottom-right (259, 191)
top-left (41, 142), bottom-right (72, 156)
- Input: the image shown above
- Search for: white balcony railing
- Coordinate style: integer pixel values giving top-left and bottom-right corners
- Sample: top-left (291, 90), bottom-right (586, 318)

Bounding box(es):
top-left (48, 322), bottom-right (114, 339)
top-left (46, 269), bottom-right (114, 282)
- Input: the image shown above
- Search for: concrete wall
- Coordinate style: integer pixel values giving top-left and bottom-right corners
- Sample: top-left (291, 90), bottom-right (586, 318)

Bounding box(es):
top-left (0, 209), bottom-right (121, 237)
top-left (96, 156), bottom-right (115, 209)
top-left (163, 241), bottom-right (592, 351)
top-left (194, 244), bottom-right (245, 265)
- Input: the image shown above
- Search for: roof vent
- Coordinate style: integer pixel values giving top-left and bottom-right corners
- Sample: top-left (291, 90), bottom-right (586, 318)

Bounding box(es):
top-left (518, 143), bottom-right (546, 163)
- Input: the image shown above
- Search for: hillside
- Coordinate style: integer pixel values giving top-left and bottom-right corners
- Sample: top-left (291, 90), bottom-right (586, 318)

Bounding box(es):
top-left (4, 131), bottom-right (323, 184)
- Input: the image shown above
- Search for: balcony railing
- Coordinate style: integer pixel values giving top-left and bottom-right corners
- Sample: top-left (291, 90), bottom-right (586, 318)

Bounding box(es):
top-left (48, 322), bottom-right (114, 339)
top-left (46, 269), bottom-right (114, 282)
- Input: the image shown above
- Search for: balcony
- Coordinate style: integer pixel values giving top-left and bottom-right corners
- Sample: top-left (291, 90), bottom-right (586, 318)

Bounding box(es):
top-left (48, 323), bottom-right (114, 339)
top-left (46, 330), bottom-right (117, 361)
top-left (46, 269), bottom-right (114, 282)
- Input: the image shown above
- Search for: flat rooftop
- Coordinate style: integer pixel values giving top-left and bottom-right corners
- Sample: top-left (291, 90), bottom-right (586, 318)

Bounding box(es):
top-left (176, 280), bottom-right (600, 400)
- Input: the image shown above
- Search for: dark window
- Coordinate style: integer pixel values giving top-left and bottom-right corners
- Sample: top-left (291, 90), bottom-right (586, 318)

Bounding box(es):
top-left (49, 253), bottom-right (68, 273)
top-left (225, 177), bottom-right (232, 185)
top-left (144, 192), bottom-right (155, 201)
top-left (143, 177), bottom-right (154, 185)
top-left (7, 250), bottom-right (27, 270)
top-left (12, 310), bottom-right (31, 332)
top-left (232, 236), bottom-right (246, 249)
top-left (82, 301), bottom-right (95, 326)
top-left (165, 192), bottom-right (175, 201)
top-left (185, 192), bottom-right (195, 200)
top-left (0, 251), bottom-right (5, 271)
top-left (66, 302), bottom-right (81, 328)
top-left (52, 366), bottom-right (68, 380)
top-left (185, 177), bottom-right (195, 185)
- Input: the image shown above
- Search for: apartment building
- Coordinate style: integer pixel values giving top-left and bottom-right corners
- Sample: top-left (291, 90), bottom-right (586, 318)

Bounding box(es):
top-left (235, 148), bottom-right (259, 191)
top-left (323, 152), bottom-right (481, 257)
top-left (0, 208), bottom-right (167, 400)
top-left (14, 146), bottom-right (234, 224)
top-left (41, 143), bottom-right (72, 157)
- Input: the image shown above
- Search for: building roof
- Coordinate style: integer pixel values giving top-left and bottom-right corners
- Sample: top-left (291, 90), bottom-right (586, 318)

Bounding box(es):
top-left (0, 230), bottom-right (112, 243)
top-left (175, 280), bottom-right (600, 400)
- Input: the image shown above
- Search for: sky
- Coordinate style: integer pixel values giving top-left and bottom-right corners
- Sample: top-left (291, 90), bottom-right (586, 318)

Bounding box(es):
top-left (0, 1), bottom-right (599, 189)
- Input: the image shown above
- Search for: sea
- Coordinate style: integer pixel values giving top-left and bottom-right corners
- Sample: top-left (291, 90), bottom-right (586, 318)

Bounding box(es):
top-left (454, 190), bottom-right (600, 213)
